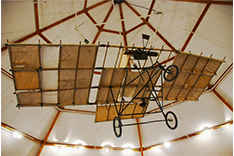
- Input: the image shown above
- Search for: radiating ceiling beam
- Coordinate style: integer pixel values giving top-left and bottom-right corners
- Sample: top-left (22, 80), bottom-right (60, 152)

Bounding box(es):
top-left (1, 68), bottom-right (13, 79)
top-left (36, 110), bottom-right (61, 156)
top-left (1, 122), bottom-right (42, 144)
top-left (55, 106), bottom-right (96, 115)
top-left (126, 22), bottom-right (145, 34)
top-left (167, 0), bottom-right (233, 5)
top-left (34, 0), bottom-right (40, 31)
top-left (136, 118), bottom-right (144, 156)
top-left (212, 89), bottom-right (233, 112)
top-left (85, 10), bottom-right (100, 29)
top-left (40, 0), bottom-right (108, 33)
top-left (181, 3), bottom-right (211, 51)
top-left (146, 0), bottom-right (156, 21)
top-left (124, 1), bottom-right (176, 50)
top-left (1, 32), bottom-right (38, 51)
top-left (84, 0), bottom-right (88, 9)
top-left (119, 3), bottom-right (128, 47)
top-left (92, 5), bottom-right (114, 44)
top-left (212, 63), bottom-right (233, 88)
top-left (102, 28), bottom-right (122, 35)
top-left (38, 33), bottom-right (52, 43)
top-left (1, 0), bottom-right (110, 52)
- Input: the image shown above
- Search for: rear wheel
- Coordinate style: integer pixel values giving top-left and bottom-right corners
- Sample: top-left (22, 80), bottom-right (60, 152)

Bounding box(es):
top-left (165, 111), bottom-right (178, 130)
top-left (113, 117), bottom-right (122, 138)
top-left (163, 65), bottom-right (179, 82)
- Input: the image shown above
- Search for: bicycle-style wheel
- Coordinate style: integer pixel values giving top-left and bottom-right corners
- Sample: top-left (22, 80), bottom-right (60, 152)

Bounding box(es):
top-left (113, 116), bottom-right (122, 138)
top-left (163, 65), bottom-right (179, 82)
top-left (165, 111), bottom-right (178, 130)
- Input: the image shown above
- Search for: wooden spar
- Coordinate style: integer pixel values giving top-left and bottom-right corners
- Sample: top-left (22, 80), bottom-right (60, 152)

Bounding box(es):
top-left (102, 42), bottom-right (109, 67)
top-left (114, 43), bottom-right (122, 68)
top-left (119, 4), bottom-right (128, 47)
top-left (181, 3), bottom-right (211, 51)
top-left (5, 43), bottom-right (173, 51)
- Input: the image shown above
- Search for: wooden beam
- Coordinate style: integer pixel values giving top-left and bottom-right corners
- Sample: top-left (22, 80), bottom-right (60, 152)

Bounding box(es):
top-left (36, 110), bottom-right (61, 156)
top-left (34, 0), bottom-right (40, 31)
top-left (126, 22), bottom-right (145, 34)
top-left (124, 1), bottom-right (176, 50)
top-left (84, 0), bottom-right (88, 9)
top-left (1, 122), bottom-right (42, 144)
top-left (1, 0), bottom-right (110, 52)
top-left (1, 68), bottom-right (13, 79)
top-left (146, 0), bottom-right (156, 21)
top-left (181, 3), bottom-right (211, 51)
top-left (92, 5), bottom-right (114, 44)
top-left (38, 33), bottom-right (52, 43)
top-left (40, 0), bottom-right (108, 33)
top-left (213, 63), bottom-right (233, 88)
top-left (167, 0), bottom-right (233, 5)
top-left (85, 10), bottom-right (100, 29)
top-left (144, 120), bottom-right (233, 151)
top-left (212, 89), bottom-right (233, 112)
top-left (119, 4), bottom-right (128, 47)
top-left (136, 118), bottom-right (144, 156)
top-left (45, 142), bottom-right (140, 152)
top-left (55, 106), bottom-right (96, 115)
top-left (102, 28), bottom-right (122, 35)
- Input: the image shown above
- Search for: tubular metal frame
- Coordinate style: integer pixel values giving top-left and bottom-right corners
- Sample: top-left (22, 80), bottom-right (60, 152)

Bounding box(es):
top-left (111, 50), bottom-right (179, 137)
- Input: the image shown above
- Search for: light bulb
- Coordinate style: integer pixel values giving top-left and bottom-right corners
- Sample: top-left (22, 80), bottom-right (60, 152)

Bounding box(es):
top-left (13, 132), bottom-right (22, 139)
top-left (164, 141), bottom-right (171, 148)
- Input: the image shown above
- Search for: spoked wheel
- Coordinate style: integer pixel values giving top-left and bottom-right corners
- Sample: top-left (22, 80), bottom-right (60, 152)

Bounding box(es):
top-left (113, 116), bottom-right (122, 138)
top-left (163, 65), bottom-right (179, 82)
top-left (165, 111), bottom-right (178, 130)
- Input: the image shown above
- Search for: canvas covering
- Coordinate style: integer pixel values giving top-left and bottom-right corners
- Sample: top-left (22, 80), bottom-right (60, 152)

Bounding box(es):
top-left (8, 43), bottom-right (223, 122)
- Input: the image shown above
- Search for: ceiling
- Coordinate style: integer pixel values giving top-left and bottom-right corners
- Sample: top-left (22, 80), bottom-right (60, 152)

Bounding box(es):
top-left (1, 0), bottom-right (233, 156)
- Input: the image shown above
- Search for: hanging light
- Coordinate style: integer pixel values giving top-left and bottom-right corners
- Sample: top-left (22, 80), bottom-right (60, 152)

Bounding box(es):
top-left (199, 127), bottom-right (211, 139)
top-left (122, 147), bottom-right (132, 153)
top-left (163, 140), bottom-right (171, 148)
top-left (13, 131), bottom-right (22, 139)
top-left (103, 145), bottom-right (111, 152)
